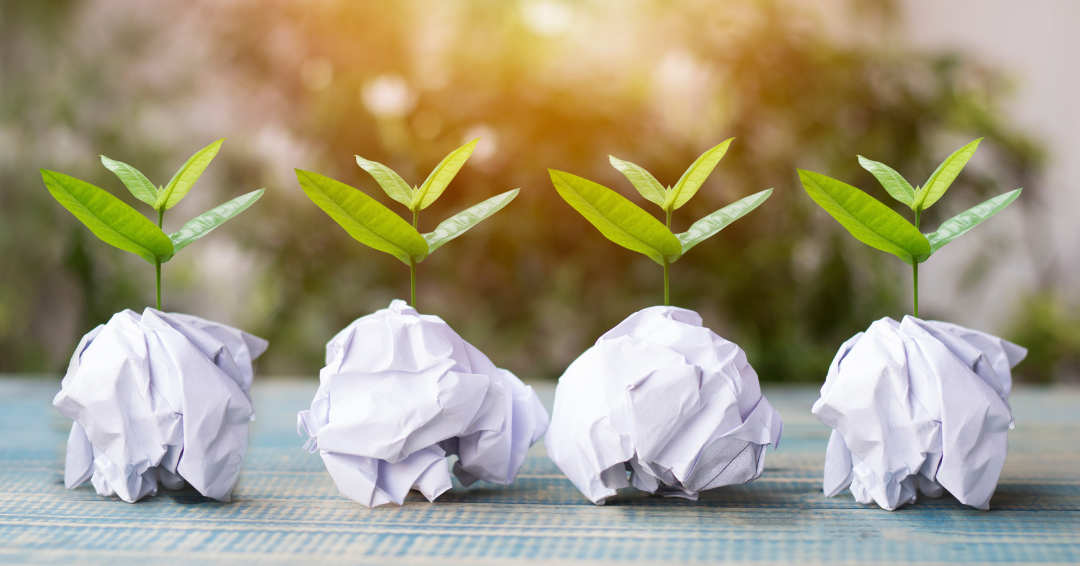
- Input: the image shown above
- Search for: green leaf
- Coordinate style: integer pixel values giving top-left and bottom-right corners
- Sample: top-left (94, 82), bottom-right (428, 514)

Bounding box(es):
top-left (858, 155), bottom-right (915, 207)
top-left (675, 189), bottom-right (772, 257)
top-left (356, 156), bottom-right (414, 207)
top-left (412, 139), bottom-right (478, 211)
top-left (664, 138), bottom-right (733, 212)
top-left (798, 169), bottom-right (930, 266)
top-left (549, 169), bottom-right (681, 265)
top-left (296, 169), bottom-right (428, 264)
top-left (164, 189), bottom-right (265, 261)
top-left (421, 189), bottom-right (519, 258)
top-left (41, 169), bottom-right (173, 264)
top-left (924, 188), bottom-right (1021, 256)
top-left (609, 156), bottom-right (666, 207)
top-left (101, 156), bottom-right (159, 207)
top-left (913, 138), bottom-right (982, 212)
top-left (155, 138), bottom-right (224, 211)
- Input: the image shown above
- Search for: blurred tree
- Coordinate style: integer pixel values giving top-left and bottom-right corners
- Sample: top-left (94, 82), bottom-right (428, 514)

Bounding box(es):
top-left (216, 0), bottom-right (1042, 380)
top-left (1009, 293), bottom-right (1080, 384)
top-left (0, 0), bottom-right (1051, 382)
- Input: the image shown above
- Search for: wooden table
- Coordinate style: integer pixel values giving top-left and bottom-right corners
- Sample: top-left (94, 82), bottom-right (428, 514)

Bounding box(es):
top-left (1, 377), bottom-right (1077, 565)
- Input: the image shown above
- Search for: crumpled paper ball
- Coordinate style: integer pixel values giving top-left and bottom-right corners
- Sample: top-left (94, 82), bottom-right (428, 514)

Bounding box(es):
top-left (813, 316), bottom-right (1027, 510)
top-left (545, 305), bottom-right (783, 504)
top-left (297, 300), bottom-right (550, 507)
top-left (54, 308), bottom-right (269, 503)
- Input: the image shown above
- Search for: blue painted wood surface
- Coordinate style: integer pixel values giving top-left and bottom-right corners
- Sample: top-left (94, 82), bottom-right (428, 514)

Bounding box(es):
top-left (1, 377), bottom-right (1078, 564)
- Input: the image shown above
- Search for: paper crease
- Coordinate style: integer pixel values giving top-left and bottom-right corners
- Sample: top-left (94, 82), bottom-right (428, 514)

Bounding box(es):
top-left (545, 305), bottom-right (783, 504)
top-left (54, 309), bottom-right (268, 503)
top-left (298, 300), bottom-right (549, 507)
top-left (813, 316), bottom-right (1026, 510)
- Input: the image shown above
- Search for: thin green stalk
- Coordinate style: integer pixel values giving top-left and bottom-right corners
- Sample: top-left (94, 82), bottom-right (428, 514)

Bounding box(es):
top-left (156, 209), bottom-right (164, 310)
top-left (913, 262), bottom-right (919, 319)
top-left (664, 209), bottom-right (672, 306)
top-left (663, 259), bottom-right (670, 306)
top-left (913, 210), bottom-right (921, 318)
top-left (411, 209), bottom-right (418, 309)
top-left (409, 259), bottom-right (417, 308)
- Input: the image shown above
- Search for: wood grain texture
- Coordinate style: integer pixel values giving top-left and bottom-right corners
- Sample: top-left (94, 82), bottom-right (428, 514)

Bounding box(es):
top-left (1, 378), bottom-right (1078, 565)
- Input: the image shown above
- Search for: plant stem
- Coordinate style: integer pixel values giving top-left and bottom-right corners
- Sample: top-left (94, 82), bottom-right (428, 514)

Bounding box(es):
top-left (912, 262), bottom-right (919, 319)
top-left (664, 209), bottom-right (672, 306)
top-left (663, 259), bottom-right (670, 306)
top-left (913, 210), bottom-right (921, 318)
top-left (156, 209), bottom-right (164, 310)
top-left (408, 260), bottom-right (416, 308)
top-left (411, 209), bottom-right (418, 309)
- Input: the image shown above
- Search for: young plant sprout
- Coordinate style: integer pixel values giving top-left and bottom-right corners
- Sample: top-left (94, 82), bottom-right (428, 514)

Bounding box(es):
top-left (549, 138), bottom-right (772, 306)
top-left (41, 139), bottom-right (265, 310)
top-left (295, 139), bottom-right (518, 308)
top-left (798, 138), bottom-right (1022, 317)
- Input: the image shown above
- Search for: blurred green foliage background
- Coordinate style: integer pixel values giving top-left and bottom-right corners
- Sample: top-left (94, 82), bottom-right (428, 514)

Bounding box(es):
top-left (1, 0), bottom-right (1075, 382)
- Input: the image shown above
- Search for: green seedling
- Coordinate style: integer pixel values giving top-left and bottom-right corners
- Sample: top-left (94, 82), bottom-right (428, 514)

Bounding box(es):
top-left (549, 138), bottom-right (772, 306)
top-left (41, 139), bottom-right (264, 311)
top-left (295, 139), bottom-right (518, 309)
top-left (798, 138), bottom-right (1021, 317)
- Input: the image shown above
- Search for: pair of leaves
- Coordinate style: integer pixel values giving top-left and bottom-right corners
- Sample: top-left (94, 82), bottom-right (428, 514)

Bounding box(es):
top-left (799, 139), bottom-right (1021, 265)
top-left (356, 139), bottom-right (478, 212)
top-left (43, 139), bottom-right (264, 264)
top-left (609, 138), bottom-right (733, 213)
top-left (857, 138), bottom-right (982, 213)
top-left (296, 170), bottom-right (518, 265)
top-left (551, 138), bottom-right (769, 266)
top-left (549, 170), bottom-right (771, 265)
top-left (102, 139), bottom-right (224, 213)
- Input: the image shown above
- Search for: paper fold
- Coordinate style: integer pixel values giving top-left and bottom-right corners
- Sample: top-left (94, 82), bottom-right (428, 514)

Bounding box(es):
top-left (54, 309), bottom-right (268, 503)
top-left (545, 305), bottom-right (783, 504)
top-left (813, 316), bottom-right (1027, 510)
top-left (298, 300), bottom-right (549, 507)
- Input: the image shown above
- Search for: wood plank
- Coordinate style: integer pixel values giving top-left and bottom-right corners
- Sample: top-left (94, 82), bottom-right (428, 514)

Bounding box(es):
top-left (0, 377), bottom-right (1077, 564)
